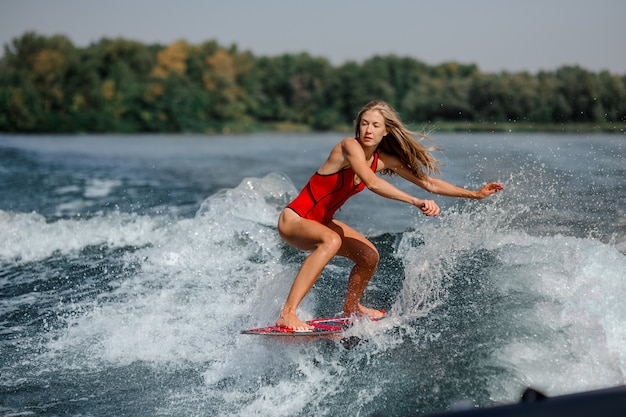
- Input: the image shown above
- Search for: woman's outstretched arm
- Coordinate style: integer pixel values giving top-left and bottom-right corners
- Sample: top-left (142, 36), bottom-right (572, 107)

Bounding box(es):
top-left (381, 152), bottom-right (504, 199)
top-left (415, 176), bottom-right (504, 199)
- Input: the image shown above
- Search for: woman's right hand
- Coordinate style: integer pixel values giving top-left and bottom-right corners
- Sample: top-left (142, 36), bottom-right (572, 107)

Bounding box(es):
top-left (415, 198), bottom-right (440, 217)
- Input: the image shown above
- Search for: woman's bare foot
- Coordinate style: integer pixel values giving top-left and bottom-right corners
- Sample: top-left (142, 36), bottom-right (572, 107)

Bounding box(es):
top-left (344, 303), bottom-right (386, 319)
top-left (276, 311), bottom-right (313, 331)
top-left (359, 305), bottom-right (386, 318)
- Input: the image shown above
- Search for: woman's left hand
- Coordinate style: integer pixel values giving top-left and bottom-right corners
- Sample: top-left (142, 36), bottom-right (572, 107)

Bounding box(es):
top-left (476, 182), bottom-right (505, 199)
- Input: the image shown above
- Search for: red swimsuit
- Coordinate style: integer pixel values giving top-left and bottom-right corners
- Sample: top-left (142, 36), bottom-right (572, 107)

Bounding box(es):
top-left (286, 152), bottom-right (379, 224)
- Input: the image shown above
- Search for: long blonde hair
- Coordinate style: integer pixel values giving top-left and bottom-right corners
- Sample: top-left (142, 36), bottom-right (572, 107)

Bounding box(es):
top-left (354, 100), bottom-right (440, 178)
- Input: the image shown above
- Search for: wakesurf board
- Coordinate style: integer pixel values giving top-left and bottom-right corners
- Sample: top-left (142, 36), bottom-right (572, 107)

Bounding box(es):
top-left (241, 314), bottom-right (386, 337)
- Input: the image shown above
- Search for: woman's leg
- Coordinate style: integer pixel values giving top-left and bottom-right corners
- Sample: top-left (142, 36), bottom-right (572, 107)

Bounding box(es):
top-left (328, 220), bottom-right (384, 318)
top-left (276, 209), bottom-right (342, 330)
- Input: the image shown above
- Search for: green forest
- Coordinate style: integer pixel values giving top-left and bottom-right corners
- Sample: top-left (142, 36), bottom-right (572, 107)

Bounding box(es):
top-left (1, 32), bottom-right (625, 134)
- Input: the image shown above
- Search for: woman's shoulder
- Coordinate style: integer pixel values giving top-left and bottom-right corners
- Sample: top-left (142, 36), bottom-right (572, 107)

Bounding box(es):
top-left (339, 136), bottom-right (365, 152)
top-left (339, 136), bottom-right (358, 145)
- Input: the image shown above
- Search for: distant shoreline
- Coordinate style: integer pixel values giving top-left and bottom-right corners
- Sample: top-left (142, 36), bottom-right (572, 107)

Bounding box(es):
top-left (418, 121), bottom-right (626, 134)
top-left (201, 121), bottom-right (626, 135)
top-left (1, 122), bottom-right (624, 136)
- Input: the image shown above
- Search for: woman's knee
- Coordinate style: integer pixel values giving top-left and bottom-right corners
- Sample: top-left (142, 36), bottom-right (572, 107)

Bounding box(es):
top-left (355, 245), bottom-right (379, 271)
top-left (319, 231), bottom-right (342, 255)
top-left (365, 246), bottom-right (380, 270)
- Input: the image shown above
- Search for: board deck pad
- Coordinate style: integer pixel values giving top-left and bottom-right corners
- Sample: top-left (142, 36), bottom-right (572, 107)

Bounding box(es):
top-left (241, 314), bottom-right (385, 336)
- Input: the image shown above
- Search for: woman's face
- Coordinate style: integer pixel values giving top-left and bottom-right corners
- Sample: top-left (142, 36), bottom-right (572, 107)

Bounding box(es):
top-left (358, 110), bottom-right (388, 147)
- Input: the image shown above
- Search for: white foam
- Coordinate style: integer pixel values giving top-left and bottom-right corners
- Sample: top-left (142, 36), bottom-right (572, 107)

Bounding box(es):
top-left (0, 210), bottom-right (165, 263)
top-left (55, 199), bottom-right (96, 214)
top-left (486, 234), bottom-right (626, 399)
top-left (41, 173), bottom-right (382, 416)
top-left (84, 178), bottom-right (122, 198)
top-left (393, 203), bottom-right (511, 321)
top-left (27, 172), bottom-right (625, 414)
top-left (390, 199), bottom-right (626, 401)
top-left (45, 174), bottom-right (300, 363)
top-left (54, 185), bottom-right (81, 194)
top-left (196, 172), bottom-right (296, 227)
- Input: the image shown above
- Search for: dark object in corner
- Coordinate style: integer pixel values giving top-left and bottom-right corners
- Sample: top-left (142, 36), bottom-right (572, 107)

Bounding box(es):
top-left (520, 387), bottom-right (547, 403)
top-left (417, 385), bottom-right (626, 417)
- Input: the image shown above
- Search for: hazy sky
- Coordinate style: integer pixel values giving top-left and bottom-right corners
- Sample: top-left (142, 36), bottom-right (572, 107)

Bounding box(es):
top-left (1, 0), bottom-right (624, 74)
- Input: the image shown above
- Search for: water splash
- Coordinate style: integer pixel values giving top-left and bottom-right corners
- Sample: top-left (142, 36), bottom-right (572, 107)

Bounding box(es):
top-left (3, 169), bottom-right (624, 416)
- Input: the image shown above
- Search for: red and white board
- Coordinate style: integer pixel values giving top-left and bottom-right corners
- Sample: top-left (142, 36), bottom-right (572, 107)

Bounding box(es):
top-left (241, 314), bottom-right (385, 337)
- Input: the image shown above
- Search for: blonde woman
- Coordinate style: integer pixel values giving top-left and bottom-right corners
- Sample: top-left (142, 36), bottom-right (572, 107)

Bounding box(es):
top-left (277, 100), bottom-right (504, 330)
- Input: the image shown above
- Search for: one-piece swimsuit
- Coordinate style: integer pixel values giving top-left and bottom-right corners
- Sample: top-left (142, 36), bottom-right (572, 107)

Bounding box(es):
top-left (286, 152), bottom-right (379, 224)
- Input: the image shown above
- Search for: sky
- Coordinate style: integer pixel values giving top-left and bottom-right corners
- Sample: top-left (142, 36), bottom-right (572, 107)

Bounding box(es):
top-left (1, 0), bottom-right (625, 74)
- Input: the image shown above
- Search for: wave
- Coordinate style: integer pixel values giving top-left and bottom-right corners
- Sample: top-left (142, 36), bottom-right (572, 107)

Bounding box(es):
top-left (0, 210), bottom-right (165, 263)
top-left (1, 172), bottom-right (624, 416)
top-left (395, 209), bottom-right (626, 400)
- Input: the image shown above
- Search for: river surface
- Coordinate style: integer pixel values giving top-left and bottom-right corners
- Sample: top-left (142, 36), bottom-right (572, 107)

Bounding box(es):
top-left (1, 132), bottom-right (624, 416)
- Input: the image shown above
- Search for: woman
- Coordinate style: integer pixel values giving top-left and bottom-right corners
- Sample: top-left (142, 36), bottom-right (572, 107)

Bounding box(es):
top-left (277, 100), bottom-right (504, 330)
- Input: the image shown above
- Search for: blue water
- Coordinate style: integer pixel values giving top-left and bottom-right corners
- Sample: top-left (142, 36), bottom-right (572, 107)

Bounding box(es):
top-left (1, 132), bottom-right (625, 416)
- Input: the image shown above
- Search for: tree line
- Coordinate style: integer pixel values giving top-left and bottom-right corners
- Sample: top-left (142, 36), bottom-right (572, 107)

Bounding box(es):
top-left (1, 32), bottom-right (625, 133)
